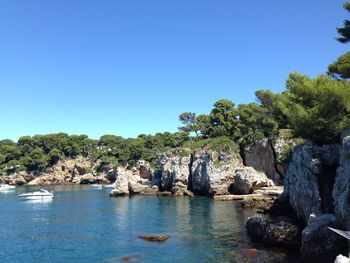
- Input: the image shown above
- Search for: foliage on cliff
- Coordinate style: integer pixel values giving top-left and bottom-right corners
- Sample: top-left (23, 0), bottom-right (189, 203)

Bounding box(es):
top-left (0, 132), bottom-right (190, 174)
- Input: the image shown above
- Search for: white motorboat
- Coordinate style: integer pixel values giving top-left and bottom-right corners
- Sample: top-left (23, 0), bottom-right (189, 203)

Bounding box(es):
top-left (18, 189), bottom-right (54, 200)
top-left (103, 183), bottom-right (115, 189)
top-left (0, 184), bottom-right (16, 191)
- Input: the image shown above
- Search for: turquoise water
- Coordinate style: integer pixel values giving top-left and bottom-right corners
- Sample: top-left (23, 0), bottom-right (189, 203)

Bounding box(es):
top-left (0, 186), bottom-right (298, 263)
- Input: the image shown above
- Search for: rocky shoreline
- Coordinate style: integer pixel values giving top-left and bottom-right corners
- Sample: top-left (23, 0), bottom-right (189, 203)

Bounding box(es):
top-left (1, 134), bottom-right (350, 262)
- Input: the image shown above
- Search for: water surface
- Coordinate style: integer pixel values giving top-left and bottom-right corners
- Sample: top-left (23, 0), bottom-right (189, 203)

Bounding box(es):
top-left (0, 186), bottom-right (298, 262)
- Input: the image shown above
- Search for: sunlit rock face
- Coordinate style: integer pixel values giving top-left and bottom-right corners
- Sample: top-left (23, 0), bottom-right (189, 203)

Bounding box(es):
top-left (190, 151), bottom-right (240, 196)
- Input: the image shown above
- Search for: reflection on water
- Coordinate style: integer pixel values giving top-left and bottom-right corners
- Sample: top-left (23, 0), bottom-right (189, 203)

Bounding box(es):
top-left (0, 186), bottom-right (299, 263)
top-left (21, 198), bottom-right (54, 204)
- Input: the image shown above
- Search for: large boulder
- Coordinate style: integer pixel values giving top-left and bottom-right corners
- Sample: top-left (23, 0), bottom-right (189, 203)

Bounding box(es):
top-left (300, 214), bottom-right (348, 263)
top-left (265, 221), bottom-right (300, 247)
top-left (284, 143), bottom-right (339, 223)
top-left (110, 167), bottom-right (158, 196)
top-left (232, 167), bottom-right (273, 194)
top-left (246, 215), bottom-right (269, 240)
top-left (72, 173), bottom-right (96, 184)
top-left (191, 151), bottom-right (242, 196)
top-left (110, 168), bottom-right (130, 196)
top-left (246, 214), bottom-right (300, 247)
top-left (333, 134), bottom-right (350, 227)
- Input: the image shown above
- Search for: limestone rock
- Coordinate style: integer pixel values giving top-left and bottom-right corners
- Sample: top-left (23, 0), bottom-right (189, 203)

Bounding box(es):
top-left (191, 151), bottom-right (241, 196)
top-left (232, 167), bottom-right (273, 195)
top-left (159, 153), bottom-right (191, 191)
top-left (27, 173), bottom-right (61, 185)
top-left (110, 168), bottom-right (131, 196)
top-left (333, 134), bottom-right (350, 227)
top-left (72, 173), bottom-right (96, 184)
top-left (244, 138), bottom-right (281, 184)
top-left (284, 143), bottom-right (339, 223)
top-left (110, 167), bottom-right (157, 196)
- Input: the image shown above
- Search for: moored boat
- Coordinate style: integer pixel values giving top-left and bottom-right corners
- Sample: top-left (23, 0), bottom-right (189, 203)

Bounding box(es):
top-left (0, 184), bottom-right (16, 191)
top-left (18, 189), bottom-right (54, 200)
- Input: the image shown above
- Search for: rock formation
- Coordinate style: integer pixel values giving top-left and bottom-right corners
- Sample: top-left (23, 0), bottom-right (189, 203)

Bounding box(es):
top-left (333, 133), bottom-right (350, 228)
top-left (284, 143), bottom-right (339, 224)
top-left (244, 137), bottom-right (291, 184)
top-left (110, 166), bottom-right (158, 197)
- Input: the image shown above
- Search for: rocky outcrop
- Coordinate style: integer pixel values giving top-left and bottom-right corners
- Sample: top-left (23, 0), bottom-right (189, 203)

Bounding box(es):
top-left (246, 214), bottom-right (301, 247)
top-left (5, 173), bottom-right (29, 185)
top-left (27, 173), bottom-right (61, 185)
top-left (333, 133), bottom-right (350, 227)
top-left (190, 151), bottom-right (246, 196)
top-left (244, 138), bottom-right (281, 184)
top-left (72, 173), bottom-right (97, 184)
top-left (244, 137), bottom-right (292, 184)
top-left (158, 153), bottom-right (191, 192)
top-left (284, 143), bottom-right (339, 224)
top-left (300, 214), bottom-right (348, 263)
top-left (152, 150), bottom-right (271, 197)
top-left (110, 167), bottom-right (158, 197)
top-left (231, 167), bottom-right (273, 194)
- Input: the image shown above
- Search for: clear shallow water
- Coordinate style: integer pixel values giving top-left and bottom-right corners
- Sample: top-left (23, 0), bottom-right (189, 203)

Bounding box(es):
top-left (0, 186), bottom-right (299, 263)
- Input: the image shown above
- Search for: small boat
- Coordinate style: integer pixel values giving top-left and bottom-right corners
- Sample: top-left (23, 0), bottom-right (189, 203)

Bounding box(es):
top-left (103, 183), bottom-right (115, 189)
top-left (91, 184), bottom-right (103, 189)
top-left (0, 184), bottom-right (16, 191)
top-left (18, 189), bottom-right (54, 200)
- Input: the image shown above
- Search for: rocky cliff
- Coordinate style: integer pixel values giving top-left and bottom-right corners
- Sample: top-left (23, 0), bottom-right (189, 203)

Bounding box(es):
top-left (0, 156), bottom-right (116, 186)
top-left (244, 136), bottom-right (295, 185)
top-left (265, 133), bottom-right (350, 262)
top-left (110, 149), bottom-right (274, 197)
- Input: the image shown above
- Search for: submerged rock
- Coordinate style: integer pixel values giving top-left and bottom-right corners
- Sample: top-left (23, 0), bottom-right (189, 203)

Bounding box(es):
top-left (246, 214), bottom-right (301, 248)
top-left (265, 221), bottom-right (300, 247)
top-left (246, 215), bottom-right (269, 240)
top-left (138, 235), bottom-right (170, 242)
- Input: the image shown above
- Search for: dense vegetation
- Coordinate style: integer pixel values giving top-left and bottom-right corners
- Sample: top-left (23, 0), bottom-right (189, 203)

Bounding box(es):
top-left (1, 2), bottom-right (350, 175)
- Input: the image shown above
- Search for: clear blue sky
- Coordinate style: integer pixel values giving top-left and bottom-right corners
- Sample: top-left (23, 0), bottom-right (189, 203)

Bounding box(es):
top-left (0, 0), bottom-right (348, 141)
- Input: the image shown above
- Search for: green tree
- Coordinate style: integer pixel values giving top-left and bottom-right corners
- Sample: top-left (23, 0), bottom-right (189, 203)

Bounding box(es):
top-left (238, 103), bottom-right (278, 141)
top-left (328, 2), bottom-right (350, 79)
top-left (209, 99), bottom-right (240, 139)
top-left (277, 72), bottom-right (350, 144)
top-left (328, 51), bottom-right (350, 79)
top-left (336, 2), bottom-right (350, 43)
top-left (178, 112), bottom-right (200, 136)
